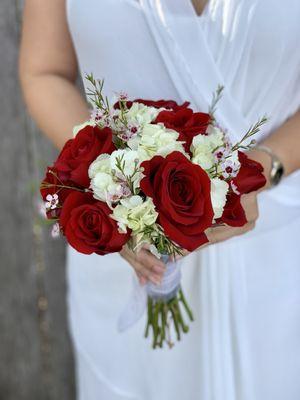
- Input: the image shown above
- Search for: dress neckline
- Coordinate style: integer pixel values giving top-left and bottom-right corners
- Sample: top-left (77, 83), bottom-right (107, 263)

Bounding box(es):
top-left (191, 0), bottom-right (210, 18)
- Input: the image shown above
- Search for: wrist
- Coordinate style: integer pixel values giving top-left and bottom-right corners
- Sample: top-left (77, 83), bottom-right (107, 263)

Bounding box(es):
top-left (247, 148), bottom-right (272, 189)
top-left (247, 144), bottom-right (285, 189)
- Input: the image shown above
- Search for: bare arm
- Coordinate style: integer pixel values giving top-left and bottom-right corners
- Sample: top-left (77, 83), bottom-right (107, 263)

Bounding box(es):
top-left (19, 0), bottom-right (89, 150)
top-left (250, 111), bottom-right (300, 178)
top-left (19, 0), bottom-right (300, 279)
top-left (19, 0), bottom-right (165, 284)
top-left (204, 112), bottom-right (300, 246)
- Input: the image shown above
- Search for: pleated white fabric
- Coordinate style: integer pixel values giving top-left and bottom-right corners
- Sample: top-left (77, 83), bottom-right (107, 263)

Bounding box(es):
top-left (66, 1), bottom-right (300, 399)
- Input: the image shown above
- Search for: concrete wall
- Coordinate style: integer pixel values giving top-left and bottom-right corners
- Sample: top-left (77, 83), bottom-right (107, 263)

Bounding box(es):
top-left (0, 1), bottom-right (75, 398)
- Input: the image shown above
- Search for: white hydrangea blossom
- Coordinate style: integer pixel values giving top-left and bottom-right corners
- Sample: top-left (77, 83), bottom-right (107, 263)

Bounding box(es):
top-left (91, 173), bottom-right (121, 203)
top-left (210, 178), bottom-right (229, 219)
top-left (88, 154), bottom-right (111, 179)
top-left (89, 154), bottom-right (121, 203)
top-left (112, 196), bottom-right (158, 233)
top-left (125, 102), bottom-right (162, 127)
top-left (136, 123), bottom-right (186, 161)
top-left (191, 125), bottom-right (224, 170)
top-left (110, 149), bottom-right (143, 193)
top-left (110, 149), bottom-right (140, 177)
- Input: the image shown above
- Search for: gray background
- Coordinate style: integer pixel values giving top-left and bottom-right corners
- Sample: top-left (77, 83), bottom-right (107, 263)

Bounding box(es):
top-left (0, 1), bottom-right (76, 398)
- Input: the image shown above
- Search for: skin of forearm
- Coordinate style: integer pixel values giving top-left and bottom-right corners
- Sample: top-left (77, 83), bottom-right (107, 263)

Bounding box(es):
top-left (262, 110), bottom-right (300, 176)
top-left (248, 110), bottom-right (300, 186)
top-left (21, 68), bottom-right (299, 178)
top-left (21, 73), bottom-right (90, 150)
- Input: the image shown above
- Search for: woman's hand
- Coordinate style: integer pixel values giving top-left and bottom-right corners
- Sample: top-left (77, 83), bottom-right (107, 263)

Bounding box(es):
top-left (206, 191), bottom-right (259, 244)
top-left (176, 191), bottom-right (259, 259)
top-left (121, 193), bottom-right (258, 284)
top-left (179, 148), bottom-right (271, 257)
top-left (120, 245), bottom-right (166, 285)
top-left (121, 148), bottom-right (269, 280)
top-left (205, 148), bottom-right (271, 243)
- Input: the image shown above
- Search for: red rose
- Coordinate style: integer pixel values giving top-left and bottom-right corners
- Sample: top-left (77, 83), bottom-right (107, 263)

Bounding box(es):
top-left (60, 192), bottom-right (130, 255)
top-left (218, 192), bottom-right (247, 227)
top-left (155, 108), bottom-right (211, 153)
top-left (54, 125), bottom-right (115, 188)
top-left (232, 152), bottom-right (266, 194)
top-left (40, 166), bottom-right (75, 219)
top-left (114, 99), bottom-right (190, 111)
top-left (134, 99), bottom-right (190, 111)
top-left (217, 153), bottom-right (266, 227)
top-left (141, 151), bottom-right (214, 252)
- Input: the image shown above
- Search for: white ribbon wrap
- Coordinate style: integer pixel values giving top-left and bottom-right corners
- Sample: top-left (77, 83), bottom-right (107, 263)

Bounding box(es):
top-left (118, 256), bottom-right (182, 332)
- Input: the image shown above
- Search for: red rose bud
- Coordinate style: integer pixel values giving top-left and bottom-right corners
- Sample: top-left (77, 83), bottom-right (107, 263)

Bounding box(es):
top-left (232, 152), bottom-right (267, 194)
top-left (155, 108), bottom-right (211, 153)
top-left (141, 151), bottom-right (214, 252)
top-left (60, 192), bottom-right (130, 255)
top-left (217, 192), bottom-right (247, 227)
top-left (54, 125), bottom-right (115, 188)
top-left (134, 99), bottom-right (190, 110)
top-left (217, 152), bottom-right (266, 227)
top-left (114, 99), bottom-right (190, 111)
top-left (40, 166), bottom-right (76, 219)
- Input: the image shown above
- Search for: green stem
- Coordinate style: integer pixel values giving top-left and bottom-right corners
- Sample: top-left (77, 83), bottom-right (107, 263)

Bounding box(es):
top-left (170, 303), bottom-right (181, 341)
top-left (144, 292), bottom-right (194, 349)
top-left (179, 289), bottom-right (194, 322)
top-left (174, 301), bottom-right (189, 334)
top-left (152, 302), bottom-right (160, 349)
top-left (165, 312), bottom-right (173, 349)
top-left (144, 297), bottom-right (152, 338)
top-left (159, 303), bottom-right (166, 348)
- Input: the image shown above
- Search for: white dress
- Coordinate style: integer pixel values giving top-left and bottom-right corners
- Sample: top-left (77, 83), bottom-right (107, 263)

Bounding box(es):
top-left (66, 1), bottom-right (300, 399)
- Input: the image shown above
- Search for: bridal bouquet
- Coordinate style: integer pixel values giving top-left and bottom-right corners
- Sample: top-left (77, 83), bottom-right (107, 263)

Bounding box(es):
top-left (41, 75), bottom-right (266, 348)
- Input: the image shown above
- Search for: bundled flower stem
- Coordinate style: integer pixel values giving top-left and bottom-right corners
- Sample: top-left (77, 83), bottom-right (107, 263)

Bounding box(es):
top-left (40, 77), bottom-right (267, 350)
top-left (145, 288), bottom-right (194, 349)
